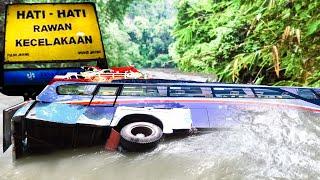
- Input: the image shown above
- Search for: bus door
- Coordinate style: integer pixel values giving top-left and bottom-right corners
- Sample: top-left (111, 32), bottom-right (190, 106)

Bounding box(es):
top-left (90, 85), bottom-right (122, 106)
top-left (84, 85), bottom-right (122, 126)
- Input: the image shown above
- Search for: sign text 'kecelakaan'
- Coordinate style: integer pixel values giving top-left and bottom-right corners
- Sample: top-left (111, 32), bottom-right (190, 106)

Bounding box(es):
top-left (4, 3), bottom-right (105, 62)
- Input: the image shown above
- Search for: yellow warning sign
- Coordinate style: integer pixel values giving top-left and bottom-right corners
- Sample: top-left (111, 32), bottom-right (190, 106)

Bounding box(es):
top-left (4, 3), bottom-right (105, 63)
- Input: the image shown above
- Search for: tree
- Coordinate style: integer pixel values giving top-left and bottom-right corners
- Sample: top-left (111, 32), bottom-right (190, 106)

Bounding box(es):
top-left (103, 22), bottom-right (142, 67)
top-left (122, 0), bottom-right (176, 68)
top-left (0, 0), bottom-right (21, 50)
top-left (173, 0), bottom-right (320, 86)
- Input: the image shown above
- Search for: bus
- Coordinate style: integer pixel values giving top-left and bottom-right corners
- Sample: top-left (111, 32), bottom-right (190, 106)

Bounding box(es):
top-left (3, 80), bottom-right (320, 158)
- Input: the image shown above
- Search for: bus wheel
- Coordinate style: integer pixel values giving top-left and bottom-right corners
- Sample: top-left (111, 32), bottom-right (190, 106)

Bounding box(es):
top-left (120, 122), bottom-right (163, 152)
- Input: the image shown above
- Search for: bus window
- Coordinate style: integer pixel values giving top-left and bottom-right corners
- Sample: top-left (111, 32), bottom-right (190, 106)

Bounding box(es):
top-left (213, 88), bottom-right (254, 98)
top-left (169, 86), bottom-right (213, 98)
top-left (297, 89), bottom-right (319, 99)
top-left (96, 86), bottom-right (119, 96)
top-left (157, 86), bottom-right (168, 97)
top-left (314, 89), bottom-right (320, 97)
top-left (121, 85), bottom-right (165, 97)
top-left (57, 84), bottom-right (96, 95)
top-left (253, 88), bottom-right (294, 99)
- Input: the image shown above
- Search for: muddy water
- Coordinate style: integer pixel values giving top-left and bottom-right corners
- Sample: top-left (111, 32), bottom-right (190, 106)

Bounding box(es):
top-left (1, 70), bottom-right (320, 179)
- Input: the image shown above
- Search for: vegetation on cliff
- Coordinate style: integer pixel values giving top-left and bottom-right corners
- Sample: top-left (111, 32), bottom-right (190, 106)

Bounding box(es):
top-left (173, 0), bottom-right (320, 86)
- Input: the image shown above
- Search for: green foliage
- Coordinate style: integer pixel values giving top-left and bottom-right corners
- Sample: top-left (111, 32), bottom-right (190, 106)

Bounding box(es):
top-left (122, 0), bottom-right (176, 68)
top-left (103, 22), bottom-right (142, 67)
top-left (102, 0), bottom-right (176, 68)
top-left (173, 0), bottom-right (320, 86)
top-left (21, 0), bottom-right (138, 23)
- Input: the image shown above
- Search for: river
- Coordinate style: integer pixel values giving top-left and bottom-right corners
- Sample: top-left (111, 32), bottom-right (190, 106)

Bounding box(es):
top-left (0, 69), bottom-right (320, 179)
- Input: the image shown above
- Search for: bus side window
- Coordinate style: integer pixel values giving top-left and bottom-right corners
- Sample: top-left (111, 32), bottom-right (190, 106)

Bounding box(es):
top-left (96, 86), bottom-right (119, 96)
top-left (314, 89), bottom-right (320, 98)
top-left (297, 89), bottom-right (319, 99)
top-left (169, 86), bottom-right (212, 97)
top-left (146, 87), bottom-right (159, 97)
top-left (157, 86), bottom-right (167, 97)
top-left (57, 84), bottom-right (96, 95)
top-left (121, 85), bottom-right (163, 97)
top-left (253, 88), bottom-right (294, 99)
top-left (121, 86), bottom-right (144, 96)
top-left (213, 88), bottom-right (253, 98)
top-left (201, 87), bottom-right (213, 98)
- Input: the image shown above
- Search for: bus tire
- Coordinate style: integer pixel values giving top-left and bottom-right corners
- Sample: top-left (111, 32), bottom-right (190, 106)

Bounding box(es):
top-left (120, 122), bottom-right (163, 152)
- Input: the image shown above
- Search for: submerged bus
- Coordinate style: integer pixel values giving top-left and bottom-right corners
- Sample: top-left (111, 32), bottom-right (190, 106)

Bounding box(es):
top-left (3, 80), bottom-right (320, 158)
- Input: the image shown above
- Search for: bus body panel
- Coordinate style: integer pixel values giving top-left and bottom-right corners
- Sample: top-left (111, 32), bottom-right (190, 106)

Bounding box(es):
top-left (31, 81), bottom-right (320, 130)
